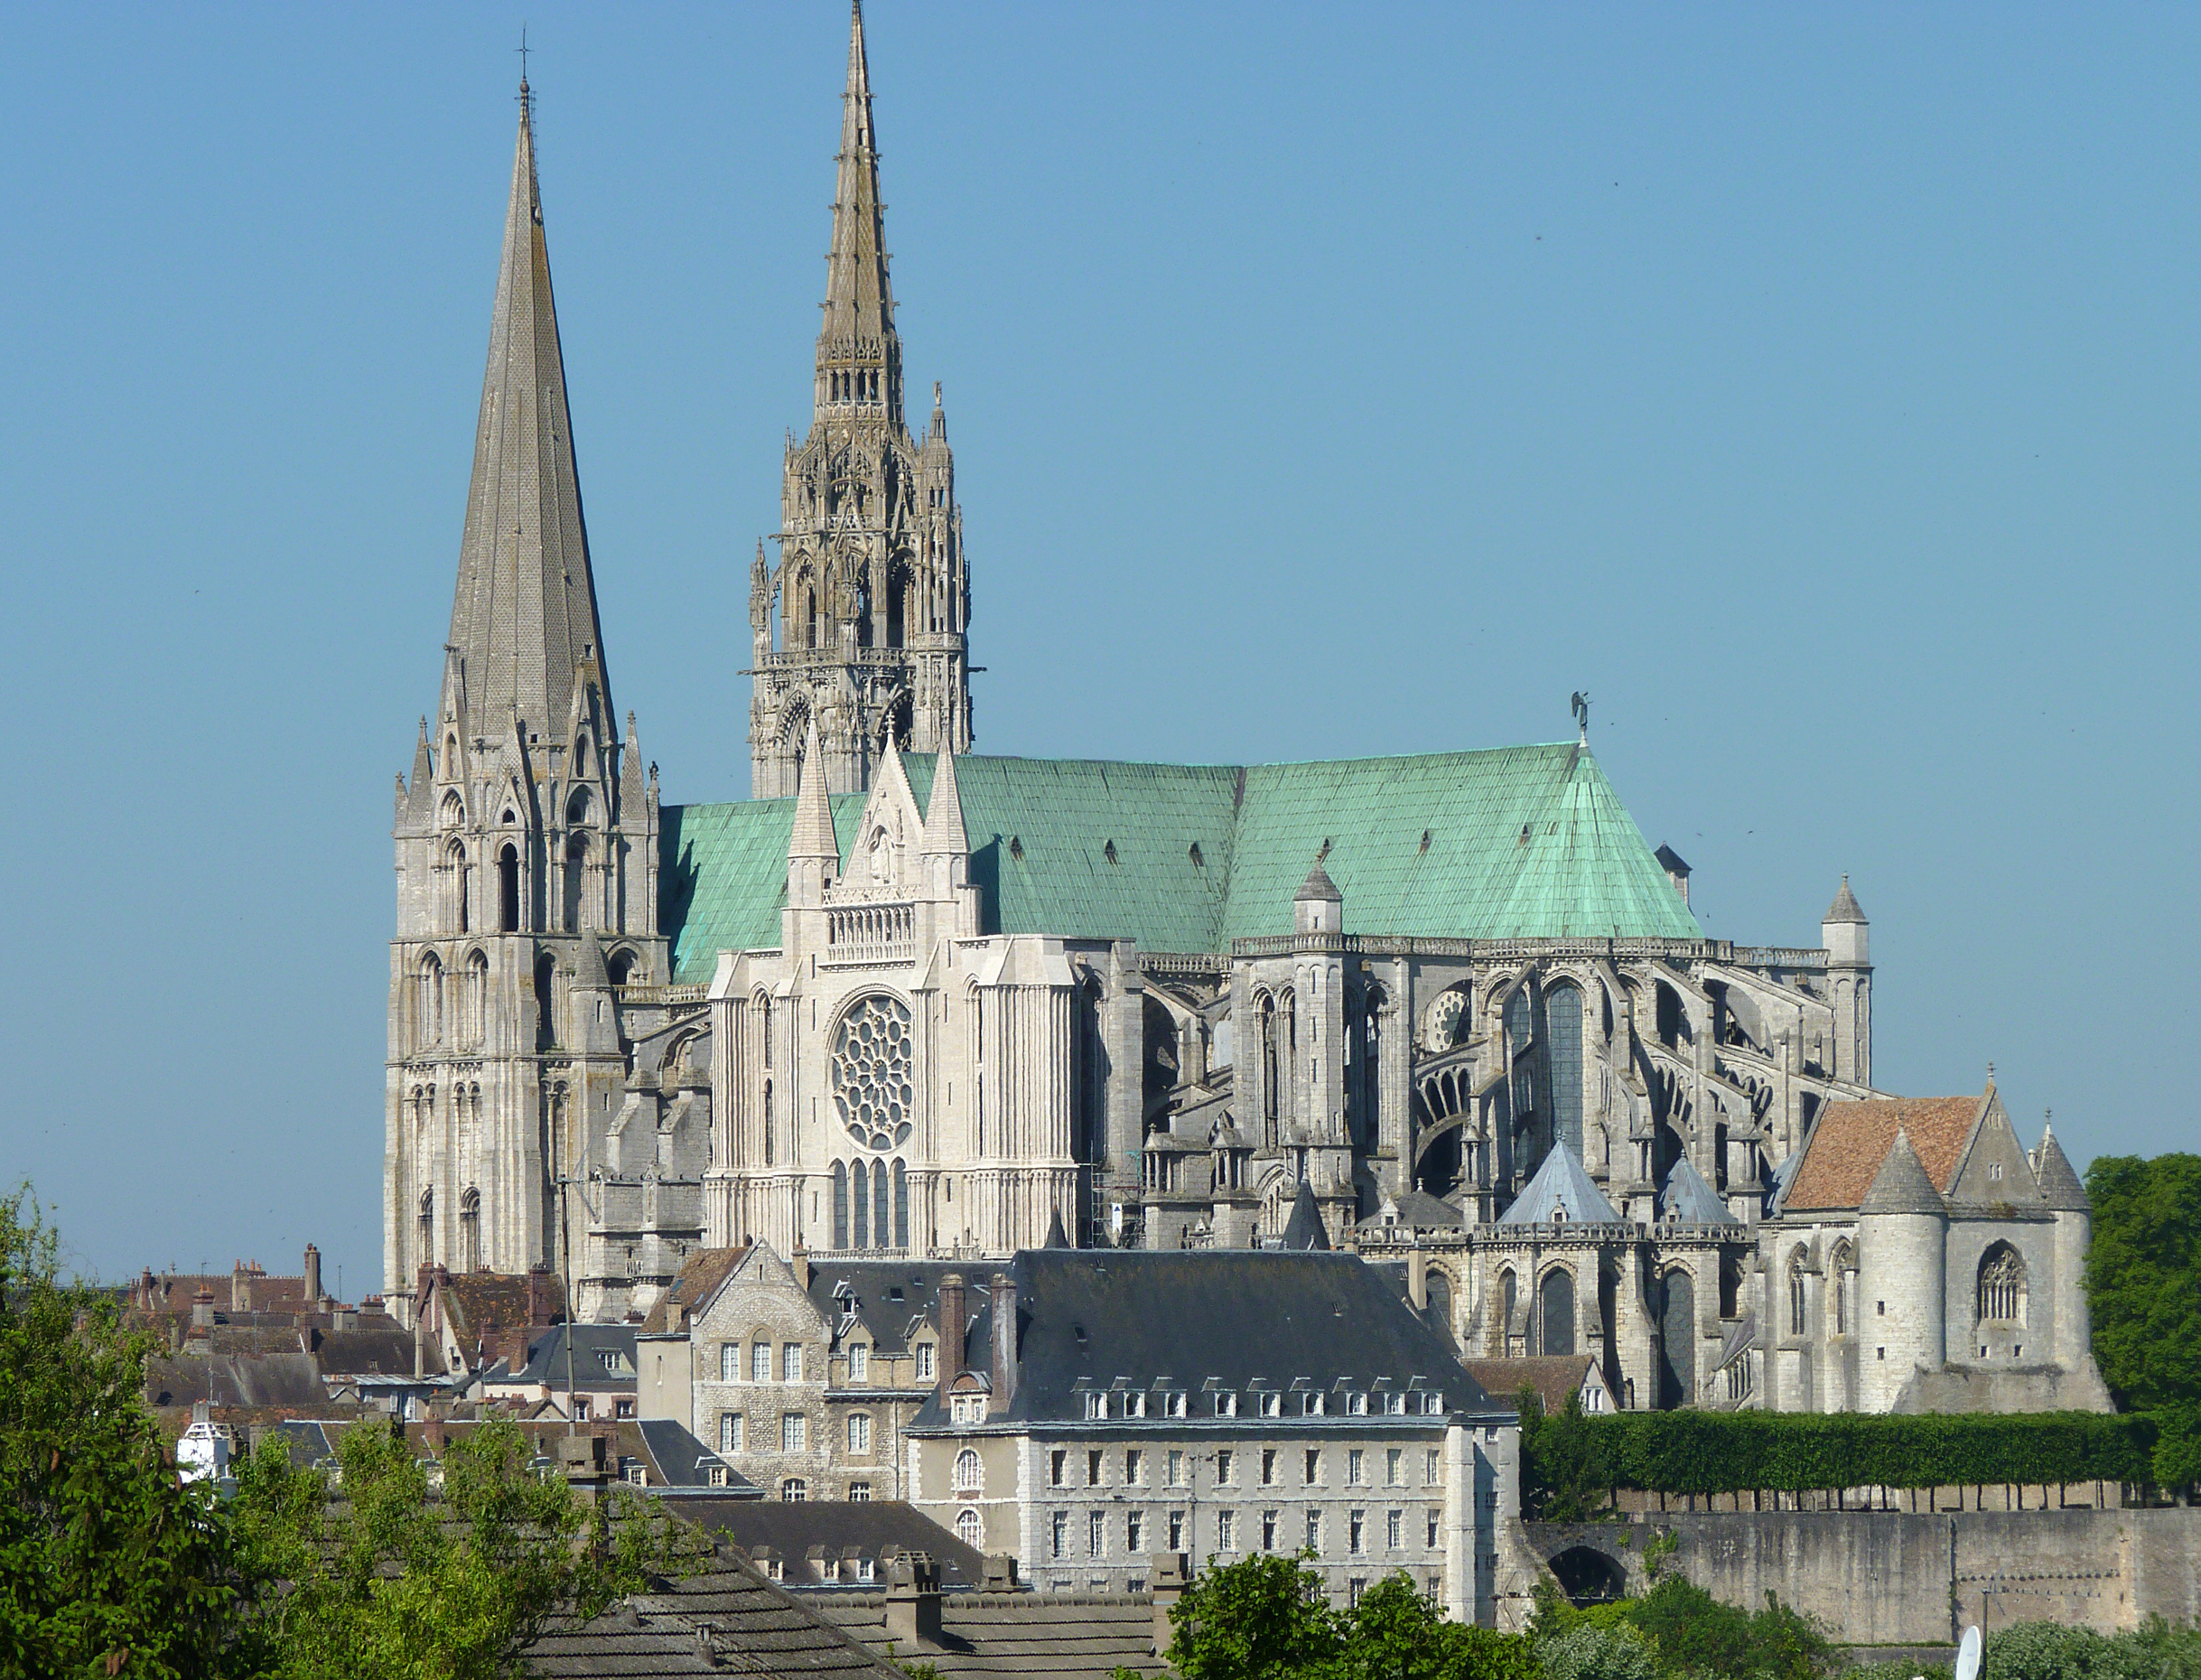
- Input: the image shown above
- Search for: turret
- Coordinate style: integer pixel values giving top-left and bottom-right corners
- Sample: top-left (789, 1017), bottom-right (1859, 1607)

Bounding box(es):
top-left (2032, 1116), bottom-right (2093, 1373)
top-left (1856, 1128), bottom-right (1945, 1409)
top-left (1822, 876), bottom-right (1871, 1086)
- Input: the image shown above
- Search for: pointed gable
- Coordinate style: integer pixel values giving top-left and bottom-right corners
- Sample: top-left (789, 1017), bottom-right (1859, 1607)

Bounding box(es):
top-left (846, 734), bottom-right (924, 891)
top-left (1948, 1088), bottom-right (2040, 1204)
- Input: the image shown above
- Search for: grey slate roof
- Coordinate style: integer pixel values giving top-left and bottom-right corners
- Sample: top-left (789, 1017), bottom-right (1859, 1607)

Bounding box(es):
top-left (505, 1324), bottom-right (639, 1389)
top-left (1497, 1146), bottom-right (1621, 1227)
top-left (635, 1418), bottom-right (754, 1495)
top-left (681, 1498), bottom-right (984, 1591)
top-left (1294, 860), bottom-right (1342, 903)
top-left (145, 1353), bottom-right (327, 1411)
top-left (1823, 874), bottom-right (1868, 924)
top-left (1384, 1188), bottom-right (1468, 1229)
top-left (816, 1592), bottom-right (1166, 1680)
top-left (2033, 1124), bottom-right (2089, 1212)
top-left (1858, 1129), bottom-right (1943, 1216)
top-left (807, 1260), bottom-right (963, 1358)
top-left (1658, 1157), bottom-right (1738, 1227)
top-left (522, 1544), bottom-right (906, 1680)
top-left (934, 1250), bottom-right (1497, 1429)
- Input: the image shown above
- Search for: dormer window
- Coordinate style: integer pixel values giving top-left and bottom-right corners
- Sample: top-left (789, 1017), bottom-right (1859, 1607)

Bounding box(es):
top-left (1085, 1392), bottom-right (1106, 1421)
top-left (1346, 1392), bottom-right (1367, 1416)
top-left (1213, 1392), bottom-right (1238, 1418)
top-left (1260, 1392), bottom-right (1282, 1418)
top-left (1303, 1393), bottom-right (1326, 1417)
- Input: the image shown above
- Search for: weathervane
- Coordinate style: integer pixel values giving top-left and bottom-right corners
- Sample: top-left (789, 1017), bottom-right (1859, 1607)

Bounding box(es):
top-left (1571, 691), bottom-right (1590, 743)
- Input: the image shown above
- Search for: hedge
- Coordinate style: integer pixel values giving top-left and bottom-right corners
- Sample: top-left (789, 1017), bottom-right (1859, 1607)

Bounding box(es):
top-left (1524, 1408), bottom-right (2159, 1498)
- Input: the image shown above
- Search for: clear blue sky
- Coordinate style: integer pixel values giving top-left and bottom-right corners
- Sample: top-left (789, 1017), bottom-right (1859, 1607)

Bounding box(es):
top-left (3, 5), bottom-right (2194, 1296)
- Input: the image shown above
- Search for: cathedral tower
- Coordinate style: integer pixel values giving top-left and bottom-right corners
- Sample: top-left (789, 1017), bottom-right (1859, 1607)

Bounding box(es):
top-left (750, 1), bottom-right (974, 798)
top-left (387, 82), bottom-right (668, 1308)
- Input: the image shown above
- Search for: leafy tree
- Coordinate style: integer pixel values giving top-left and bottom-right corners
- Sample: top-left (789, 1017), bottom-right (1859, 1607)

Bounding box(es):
top-left (0, 1184), bottom-right (243, 1679)
top-left (1162, 1550), bottom-right (1342, 1680)
top-left (2083, 1153), bottom-right (2201, 1413)
top-left (1534, 1622), bottom-right (1655, 1680)
top-left (1520, 1388), bottom-right (1614, 1522)
top-left (229, 1416), bottom-right (691, 1680)
top-left (1337, 1575), bottom-right (1539, 1680)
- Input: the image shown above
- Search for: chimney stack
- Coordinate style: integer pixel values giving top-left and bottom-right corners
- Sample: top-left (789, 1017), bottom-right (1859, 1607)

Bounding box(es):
top-left (989, 1273), bottom-right (1019, 1412)
top-left (883, 1553), bottom-right (943, 1647)
top-left (191, 1285), bottom-right (216, 1330)
top-left (937, 1274), bottom-right (965, 1398)
top-left (303, 1244), bottom-right (322, 1305)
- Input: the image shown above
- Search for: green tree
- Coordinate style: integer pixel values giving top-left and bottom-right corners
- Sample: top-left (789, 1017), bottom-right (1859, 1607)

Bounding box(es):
top-left (1162, 1551), bottom-right (1342, 1680)
top-left (1338, 1575), bottom-right (1540, 1680)
top-left (229, 1415), bottom-right (692, 1680)
top-left (1521, 1389), bottom-right (1614, 1523)
top-left (0, 1184), bottom-right (243, 1679)
top-left (2083, 1153), bottom-right (2201, 1412)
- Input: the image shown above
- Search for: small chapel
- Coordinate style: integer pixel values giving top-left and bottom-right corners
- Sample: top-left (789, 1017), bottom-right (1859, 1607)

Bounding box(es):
top-left (385, 5), bottom-right (2102, 1415)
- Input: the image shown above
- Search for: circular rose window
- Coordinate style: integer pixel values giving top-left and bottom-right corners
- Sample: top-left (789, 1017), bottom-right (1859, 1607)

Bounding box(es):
top-left (832, 994), bottom-right (915, 1151)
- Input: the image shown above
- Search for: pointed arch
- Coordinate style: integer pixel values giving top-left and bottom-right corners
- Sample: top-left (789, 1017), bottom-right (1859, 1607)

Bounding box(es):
top-left (460, 1187), bottom-right (481, 1273)
top-left (1537, 1265), bottom-right (1577, 1357)
top-left (417, 952), bottom-right (444, 1045)
top-left (1977, 1242), bottom-right (2027, 1325)
top-left (465, 948), bottom-right (490, 1047)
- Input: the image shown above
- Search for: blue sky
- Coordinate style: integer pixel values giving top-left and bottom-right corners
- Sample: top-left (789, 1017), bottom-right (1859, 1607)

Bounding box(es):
top-left (2, 5), bottom-right (2194, 1295)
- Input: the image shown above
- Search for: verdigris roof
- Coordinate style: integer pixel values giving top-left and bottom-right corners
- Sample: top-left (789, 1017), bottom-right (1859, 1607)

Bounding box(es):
top-left (1658, 1157), bottom-right (1737, 1226)
top-left (662, 742), bottom-right (1700, 983)
top-left (1498, 1146), bottom-right (1621, 1227)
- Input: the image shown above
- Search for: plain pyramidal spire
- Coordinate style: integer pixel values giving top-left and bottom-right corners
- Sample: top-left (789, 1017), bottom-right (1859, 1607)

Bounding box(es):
top-left (443, 78), bottom-right (610, 744)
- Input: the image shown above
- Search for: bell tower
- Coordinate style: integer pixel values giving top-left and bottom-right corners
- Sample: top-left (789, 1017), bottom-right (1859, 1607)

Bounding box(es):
top-left (750, 1), bottom-right (973, 798)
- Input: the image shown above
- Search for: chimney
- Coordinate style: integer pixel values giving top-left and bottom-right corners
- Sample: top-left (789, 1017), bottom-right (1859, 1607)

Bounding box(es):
top-left (191, 1285), bottom-right (216, 1330)
top-left (232, 1262), bottom-right (252, 1314)
top-left (1151, 1553), bottom-right (1192, 1655)
top-left (557, 1433), bottom-right (610, 1509)
top-left (303, 1244), bottom-right (322, 1304)
top-left (981, 1554), bottom-right (1019, 1592)
top-left (883, 1552), bottom-right (943, 1647)
top-left (937, 1274), bottom-right (965, 1398)
top-left (989, 1274), bottom-right (1019, 1412)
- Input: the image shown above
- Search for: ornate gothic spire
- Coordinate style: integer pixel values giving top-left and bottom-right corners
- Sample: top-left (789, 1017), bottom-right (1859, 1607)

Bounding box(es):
top-left (443, 79), bottom-right (610, 745)
top-left (816, 0), bottom-right (901, 425)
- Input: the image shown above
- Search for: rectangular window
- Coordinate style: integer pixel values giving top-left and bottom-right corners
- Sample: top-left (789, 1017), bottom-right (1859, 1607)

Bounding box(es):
top-left (1261, 1449), bottom-right (1278, 1486)
top-left (1428, 1509), bottom-right (1441, 1547)
top-left (1306, 1508), bottom-right (1321, 1551)
top-left (1347, 1392), bottom-right (1367, 1416)
top-left (847, 1414), bottom-right (872, 1454)
top-left (781, 1478), bottom-right (806, 1502)
top-left (850, 1343), bottom-right (870, 1383)
top-left (1051, 1450), bottom-right (1068, 1488)
top-left (1347, 1449), bottom-right (1366, 1487)
top-left (1085, 1392), bottom-right (1106, 1420)
top-left (1168, 1510), bottom-right (1186, 1552)
top-left (1261, 1392), bottom-right (1282, 1418)
top-left (1217, 1510), bottom-right (1236, 1552)
top-left (1304, 1449), bottom-right (1321, 1485)
top-left (1050, 1511), bottom-right (1068, 1559)
top-left (1215, 1391), bottom-right (1238, 1417)
top-left (1088, 1449), bottom-right (1105, 1487)
top-left (1262, 1509), bottom-right (1279, 1551)
top-left (1217, 1449), bottom-right (1236, 1486)
top-left (1303, 1393), bottom-right (1326, 1416)
top-left (1127, 1510), bottom-right (1145, 1553)
top-left (1385, 1392), bottom-right (1405, 1415)
top-left (751, 1342), bottom-right (771, 1384)
top-left (916, 1343), bottom-right (937, 1381)
top-left (849, 1480), bottom-right (872, 1502)
top-left (720, 1343), bottom-right (740, 1383)
top-left (782, 1344), bottom-right (803, 1384)
top-left (1349, 1510), bottom-right (1365, 1555)
top-left (1348, 1578), bottom-right (1366, 1608)
top-left (1423, 1392), bottom-right (1443, 1414)
top-left (1126, 1449), bottom-right (1145, 1486)
top-left (1386, 1510), bottom-right (1402, 1550)
top-left (614, 1399), bottom-right (635, 1421)
top-left (1166, 1450), bottom-right (1187, 1488)
top-left (781, 1413), bottom-right (806, 1453)
top-left (1385, 1449), bottom-right (1402, 1487)
top-left (1126, 1392), bottom-right (1147, 1419)
top-left (1089, 1510), bottom-right (1107, 1557)
top-left (1167, 1391), bottom-right (1188, 1418)
top-left (719, 1413), bottom-right (743, 1453)
top-left (1426, 1449), bottom-right (1442, 1485)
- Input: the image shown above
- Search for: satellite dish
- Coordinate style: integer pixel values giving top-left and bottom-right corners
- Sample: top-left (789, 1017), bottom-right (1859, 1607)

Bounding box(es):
top-left (1954, 1624), bottom-right (1982, 1680)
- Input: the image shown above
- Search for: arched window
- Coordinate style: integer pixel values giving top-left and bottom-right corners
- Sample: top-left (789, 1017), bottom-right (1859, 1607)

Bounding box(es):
top-left (892, 1160), bottom-right (909, 1252)
top-left (832, 1162), bottom-right (849, 1250)
top-left (417, 1189), bottom-right (433, 1260)
top-left (1259, 994), bottom-right (1279, 1147)
top-left (466, 950), bottom-right (489, 1047)
top-left (1978, 1243), bottom-right (2027, 1325)
top-left (956, 1508), bottom-right (983, 1549)
top-left (831, 995), bottom-right (915, 1153)
top-left (1546, 984), bottom-right (1584, 1155)
top-left (761, 1080), bottom-right (775, 1167)
top-left (1787, 1253), bottom-right (1807, 1338)
top-left (872, 1161), bottom-right (891, 1254)
top-left (498, 844), bottom-right (520, 932)
top-left (1354, 985), bottom-right (1386, 1146)
top-left (1538, 1268), bottom-right (1577, 1357)
top-left (460, 1188), bottom-right (481, 1273)
top-left (852, 1159), bottom-right (870, 1249)
top-left (1506, 987), bottom-right (1533, 1053)
top-left (607, 949), bottom-right (635, 990)
top-left (1500, 1270), bottom-right (1517, 1345)
top-left (535, 953), bottom-right (557, 1051)
top-left (564, 834), bottom-right (589, 933)
top-left (1658, 1269), bottom-right (1696, 1409)
top-left (418, 954), bottom-right (443, 1045)
top-left (953, 1448), bottom-right (983, 1494)
top-left (1424, 1271), bottom-right (1453, 1349)
top-left (448, 838), bottom-right (470, 933)
top-left (573, 738), bottom-right (591, 779)
top-left (1830, 1241), bottom-right (1853, 1335)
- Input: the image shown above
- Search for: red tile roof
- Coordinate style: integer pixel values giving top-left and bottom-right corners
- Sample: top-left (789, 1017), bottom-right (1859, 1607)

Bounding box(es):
top-left (1785, 1093), bottom-right (1985, 1211)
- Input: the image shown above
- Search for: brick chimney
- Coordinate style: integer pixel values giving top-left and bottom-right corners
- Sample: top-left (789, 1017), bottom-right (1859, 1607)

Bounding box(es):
top-left (989, 1274), bottom-right (1019, 1412)
top-left (937, 1274), bottom-right (965, 1399)
top-left (191, 1285), bottom-right (216, 1330)
top-left (303, 1244), bottom-right (322, 1305)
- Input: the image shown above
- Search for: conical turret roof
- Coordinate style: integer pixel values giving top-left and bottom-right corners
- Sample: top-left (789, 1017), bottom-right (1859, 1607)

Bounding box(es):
top-left (2033, 1121), bottom-right (2089, 1211)
top-left (816, 1), bottom-right (900, 420)
top-left (1823, 874), bottom-right (1868, 925)
top-left (1295, 860), bottom-right (1342, 903)
top-left (923, 745), bottom-right (969, 854)
top-left (1658, 1156), bottom-right (1739, 1226)
top-left (1860, 1128), bottom-right (1943, 1216)
top-left (1281, 1181), bottom-right (1330, 1251)
top-left (788, 718), bottom-right (840, 864)
top-left (444, 84), bottom-right (609, 744)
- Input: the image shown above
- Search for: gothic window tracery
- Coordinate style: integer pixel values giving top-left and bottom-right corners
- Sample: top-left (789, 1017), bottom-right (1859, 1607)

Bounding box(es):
top-left (832, 994), bottom-right (914, 1152)
top-left (1546, 983), bottom-right (1585, 1156)
top-left (1786, 1252), bottom-right (1807, 1338)
top-left (1977, 1243), bottom-right (2027, 1325)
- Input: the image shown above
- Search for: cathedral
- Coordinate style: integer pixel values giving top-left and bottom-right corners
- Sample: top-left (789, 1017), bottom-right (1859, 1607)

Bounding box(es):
top-left (386, 6), bottom-right (2101, 1415)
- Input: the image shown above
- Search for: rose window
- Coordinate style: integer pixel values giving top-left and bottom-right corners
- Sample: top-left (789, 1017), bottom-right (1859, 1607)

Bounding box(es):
top-left (832, 994), bottom-right (914, 1151)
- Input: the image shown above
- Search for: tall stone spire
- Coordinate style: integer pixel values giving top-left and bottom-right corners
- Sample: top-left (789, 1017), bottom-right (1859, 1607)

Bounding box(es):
top-left (444, 79), bottom-right (610, 742)
top-left (815, 0), bottom-right (901, 425)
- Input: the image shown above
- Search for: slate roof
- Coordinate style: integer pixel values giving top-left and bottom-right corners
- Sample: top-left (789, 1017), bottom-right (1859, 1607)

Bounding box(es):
top-left (1657, 1157), bottom-right (1738, 1226)
top-left (501, 1325), bottom-right (639, 1390)
top-left (682, 1498), bottom-right (985, 1590)
top-left (660, 743), bottom-right (1700, 982)
top-left (934, 1250), bottom-right (1496, 1428)
top-left (523, 1544), bottom-right (907, 1680)
top-left (145, 1353), bottom-right (328, 1411)
top-left (640, 1246), bottom-right (751, 1336)
top-left (2033, 1125), bottom-right (2089, 1211)
top-left (816, 1592), bottom-right (1166, 1680)
top-left (1280, 1182), bottom-right (1330, 1250)
top-left (1383, 1188), bottom-right (1468, 1229)
top-left (1823, 874), bottom-right (1868, 924)
top-left (1785, 1092), bottom-right (1987, 1212)
top-left (1497, 1146), bottom-right (1621, 1227)
top-left (307, 1327), bottom-right (432, 1377)
top-left (807, 1260), bottom-right (964, 1358)
top-left (635, 1418), bottom-right (753, 1494)
top-left (1462, 1356), bottom-right (1599, 1417)
top-left (1858, 1131), bottom-right (1944, 1217)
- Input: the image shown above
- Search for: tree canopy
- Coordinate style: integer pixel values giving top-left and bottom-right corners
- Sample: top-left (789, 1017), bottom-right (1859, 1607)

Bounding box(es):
top-left (2084, 1153), bottom-right (2201, 1413)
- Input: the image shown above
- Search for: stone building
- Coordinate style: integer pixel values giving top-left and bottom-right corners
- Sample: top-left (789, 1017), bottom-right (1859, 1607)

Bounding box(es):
top-left (383, 3), bottom-right (2094, 1423)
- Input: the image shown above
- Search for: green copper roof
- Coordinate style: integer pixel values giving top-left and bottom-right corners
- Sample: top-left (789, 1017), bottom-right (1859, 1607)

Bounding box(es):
top-left (662, 742), bottom-right (1700, 984)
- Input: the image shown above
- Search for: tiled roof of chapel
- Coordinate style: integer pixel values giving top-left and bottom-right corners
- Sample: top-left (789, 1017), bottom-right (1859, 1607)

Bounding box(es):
top-left (1783, 1092), bottom-right (1988, 1212)
top-left (660, 742), bottom-right (1700, 983)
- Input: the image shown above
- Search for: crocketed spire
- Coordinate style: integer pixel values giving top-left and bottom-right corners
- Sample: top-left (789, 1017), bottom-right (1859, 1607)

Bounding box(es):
top-left (443, 79), bottom-right (610, 744)
top-left (816, 0), bottom-right (901, 425)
